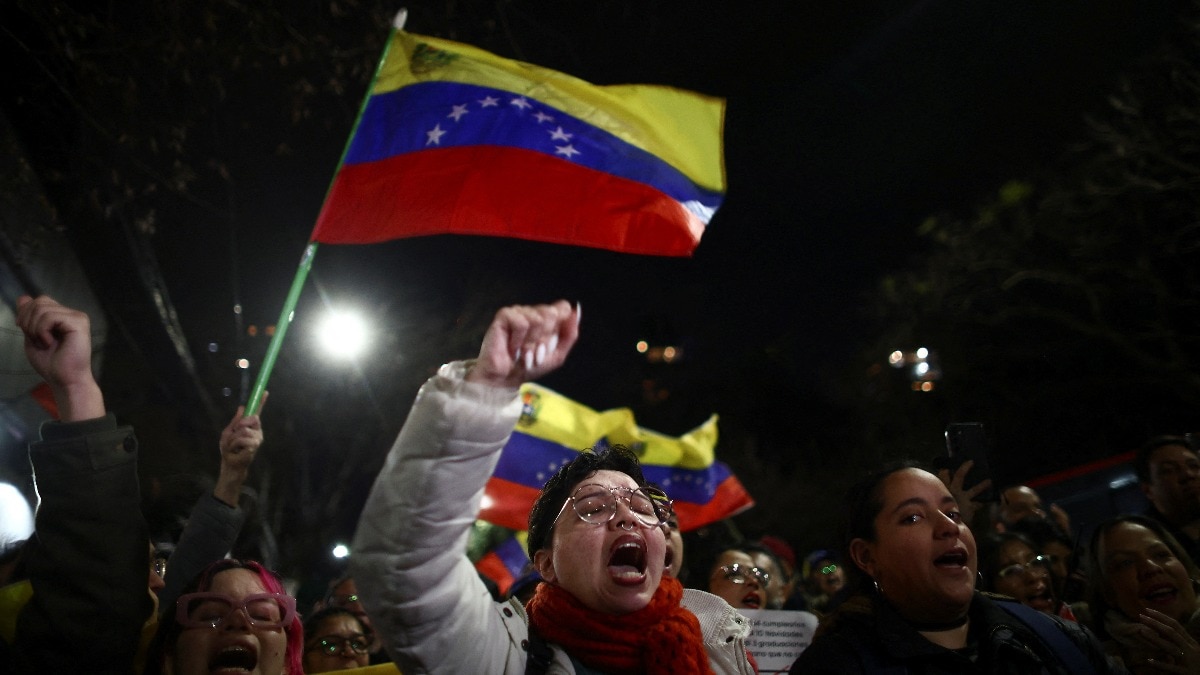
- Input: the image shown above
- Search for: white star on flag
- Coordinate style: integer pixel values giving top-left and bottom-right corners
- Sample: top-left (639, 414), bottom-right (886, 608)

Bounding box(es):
top-left (447, 104), bottom-right (469, 121)
top-left (478, 95), bottom-right (499, 107)
top-left (549, 127), bottom-right (573, 141)
top-left (533, 111), bottom-right (555, 124)
top-left (425, 124), bottom-right (447, 145)
top-left (554, 144), bottom-right (580, 159)
top-left (510, 96), bottom-right (532, 110)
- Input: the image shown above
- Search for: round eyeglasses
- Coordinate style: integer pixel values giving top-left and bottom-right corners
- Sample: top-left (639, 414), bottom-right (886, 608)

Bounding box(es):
top-left (996, 555), bottom-right (1051, 580)
top-left (552, 483), bottom-right (672, 530)
top-left (308, 634), bottom-right (370, 656)
top-left (714, 563), bottom-right (771, 588)
top-left (175, 592), bottom-right (297, 630)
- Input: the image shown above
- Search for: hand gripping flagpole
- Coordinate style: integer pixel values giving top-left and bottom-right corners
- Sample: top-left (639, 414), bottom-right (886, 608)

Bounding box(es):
top-left (243, 9), bottom-right (407, 416)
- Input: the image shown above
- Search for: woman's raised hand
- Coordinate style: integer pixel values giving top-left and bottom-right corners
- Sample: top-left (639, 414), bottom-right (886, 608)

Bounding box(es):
top-left (466, 300), bottom-right (580, 389)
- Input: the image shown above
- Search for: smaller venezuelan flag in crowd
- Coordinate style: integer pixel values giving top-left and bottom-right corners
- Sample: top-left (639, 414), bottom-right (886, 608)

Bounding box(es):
top-left (479, 383), bottom-right (754, 535)
top-left (311, 30), bottom-right (726, 256)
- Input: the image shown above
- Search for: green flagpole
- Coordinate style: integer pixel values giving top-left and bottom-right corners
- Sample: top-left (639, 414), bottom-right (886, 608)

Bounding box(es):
top-left (243, 11), bottom-right (407, 416)
top-left (244, 242), bottom-right (316, 415)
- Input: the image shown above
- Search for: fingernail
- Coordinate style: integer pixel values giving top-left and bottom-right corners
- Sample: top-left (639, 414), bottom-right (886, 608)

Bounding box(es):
top-left (574, 301), bottom-right (582, 326)
top-left (548, 334), bottom-right (559, 354)
top-left (524, 349), bottom-right (534, 370)
top-left (535, 343), bottom-right (546, 367)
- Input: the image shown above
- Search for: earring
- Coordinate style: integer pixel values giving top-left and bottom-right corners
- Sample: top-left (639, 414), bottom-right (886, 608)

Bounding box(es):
top-left (872, 578), bottom-right (882, 594)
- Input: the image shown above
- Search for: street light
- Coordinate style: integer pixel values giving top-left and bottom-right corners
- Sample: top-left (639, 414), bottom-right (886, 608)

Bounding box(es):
top-left (316, 310), bottom-right (369, 360)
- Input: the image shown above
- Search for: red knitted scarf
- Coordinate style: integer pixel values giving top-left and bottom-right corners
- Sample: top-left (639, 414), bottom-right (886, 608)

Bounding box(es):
top-left (526, 576), bottom-right (714, 674)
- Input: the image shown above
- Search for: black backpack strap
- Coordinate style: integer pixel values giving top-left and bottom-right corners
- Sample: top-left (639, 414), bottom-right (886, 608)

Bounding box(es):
top-left (995, 600), bottom-right (1097, 675)
top-left (524, 622), bottom-right (555, 675)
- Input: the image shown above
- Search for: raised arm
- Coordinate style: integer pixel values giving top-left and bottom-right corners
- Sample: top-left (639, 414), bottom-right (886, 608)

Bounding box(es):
top-left (11, 295), bottom-right (151, 672)
top-left (351, 300), bottom-right (578, 674)
top-left (158, 399), bottom-right (266, 617)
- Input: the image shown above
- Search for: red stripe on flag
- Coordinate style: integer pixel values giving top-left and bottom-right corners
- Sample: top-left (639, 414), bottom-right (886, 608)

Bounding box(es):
top-left (475, 551), bottom-right (516, 597)
top-left (480, 476), bottom-right (542, 531)
top-left (312, 146), bottom-right (704, 256)
top-left (672, 475), bottom-right (755, 531)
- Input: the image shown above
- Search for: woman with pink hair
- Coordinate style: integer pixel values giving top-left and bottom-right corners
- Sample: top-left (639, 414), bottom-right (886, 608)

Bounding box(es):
top-left (144, 559), bottom-right (303, 675)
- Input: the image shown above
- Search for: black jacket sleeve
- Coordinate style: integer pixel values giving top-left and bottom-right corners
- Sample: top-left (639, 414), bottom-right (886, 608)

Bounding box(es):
top-left (11, 414), bottom-right (152, 674)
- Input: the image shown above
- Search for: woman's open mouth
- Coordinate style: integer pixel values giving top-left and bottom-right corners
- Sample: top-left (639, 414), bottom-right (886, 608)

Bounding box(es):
top-left (1142, 583), bottom-right (1179, 608)
top-left (1025, 588), bottom-right (1055, 612)
top-left (209, 644), bottom-right (258, 674)
top-left (608, 535), bottom-right (648, 585)
top-left (934, 549), bottom-right (968, 569)
top-left (740, 592), bottom-right (762, 609)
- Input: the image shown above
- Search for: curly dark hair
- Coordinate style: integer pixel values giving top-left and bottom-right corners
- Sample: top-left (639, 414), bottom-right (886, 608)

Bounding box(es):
top-left (526, 445), bottom-right (651, 555)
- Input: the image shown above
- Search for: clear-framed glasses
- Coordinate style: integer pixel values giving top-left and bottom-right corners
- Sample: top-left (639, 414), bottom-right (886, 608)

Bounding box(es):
top-left (308, 633), bottom-right (370, 656)
top-left (996, 555), bottom-right (1051, 580)
top-left (152, 557), bottom-right (168, 579)
top-left (714, 563), bottom-right (771, 588)
top-left (553, 483), bottom-right (672, 530)
top-left (175, 592), bottom-right (297, 630)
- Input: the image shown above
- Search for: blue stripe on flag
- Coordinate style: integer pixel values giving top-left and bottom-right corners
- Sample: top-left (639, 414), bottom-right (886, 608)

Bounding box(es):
top-left (496, 536), bottom-right (531, 577)
top-left (345, 82), bottom-right (723, 219)
top-left (494, 432), bottom-right (582, 487)
top-left (494, 431), bottom-right (732, 505)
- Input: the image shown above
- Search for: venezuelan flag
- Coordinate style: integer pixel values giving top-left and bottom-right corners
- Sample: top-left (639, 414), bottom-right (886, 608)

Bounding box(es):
top-left (310, 31), bottom-right (725, 256)
top-left (470, 526), bottom-right (532, 597)
top-left (478, 384), bottom-right (753, 534)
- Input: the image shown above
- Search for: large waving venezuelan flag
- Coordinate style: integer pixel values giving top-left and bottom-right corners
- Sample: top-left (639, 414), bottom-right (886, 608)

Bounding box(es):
top-left (310, 31), bottom-right (725, 256)
top-left (479, 383), bottom-right (754, 534)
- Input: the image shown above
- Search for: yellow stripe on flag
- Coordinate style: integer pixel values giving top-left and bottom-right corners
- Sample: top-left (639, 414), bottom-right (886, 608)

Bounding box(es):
top-left (374, 31), bottom-right (726, 194)
top-left (519, 384), bottom-right (719, 470)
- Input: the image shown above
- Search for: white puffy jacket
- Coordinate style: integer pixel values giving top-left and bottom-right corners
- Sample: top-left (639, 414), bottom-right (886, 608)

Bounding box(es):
top-left (351, 361), bottom-right (755, 674)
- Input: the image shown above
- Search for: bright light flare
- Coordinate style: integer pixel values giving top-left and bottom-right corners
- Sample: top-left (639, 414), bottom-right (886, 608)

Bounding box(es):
top-left (332, 543), bottom-right (350, 559)
top-left (0, 483), bottom-right (33, 545)
top-left (317, 311), bottom-right (369, 359)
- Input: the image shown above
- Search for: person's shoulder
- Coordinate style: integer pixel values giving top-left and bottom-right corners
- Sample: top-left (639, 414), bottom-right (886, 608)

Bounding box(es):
top-left (680, 589), bottom-right (753, 643)
top-left (789, 630), bottom-right (866, 674)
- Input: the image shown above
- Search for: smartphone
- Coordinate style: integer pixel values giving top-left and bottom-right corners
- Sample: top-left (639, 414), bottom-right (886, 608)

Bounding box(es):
top-left (944, 422), bottom-right (997, 502)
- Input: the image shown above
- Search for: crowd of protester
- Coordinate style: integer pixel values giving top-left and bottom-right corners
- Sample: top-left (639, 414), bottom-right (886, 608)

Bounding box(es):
top-left (5, 294), bottom-right (1200, 673)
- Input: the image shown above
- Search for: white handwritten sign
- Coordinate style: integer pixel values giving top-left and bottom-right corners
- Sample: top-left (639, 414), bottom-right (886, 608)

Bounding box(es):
top-left (739, 609), bottom-right (818, 674)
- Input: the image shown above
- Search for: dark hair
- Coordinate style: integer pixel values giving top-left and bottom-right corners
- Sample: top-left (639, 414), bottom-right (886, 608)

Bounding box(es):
top-left (976, 531), bottom-right (1038, 593)
top-left (1134, 435), bottom-right (1194, 483)
top-left (322, 575), bottom-right (355, 605)
top-left (526, 445), bottom-right (649, 555)
top-left (840, 460), bottom-right (927, 593)
top-left (145, 559), bottom-right (304, 675)
top-left (303, 606), bottom-right (368, 646)
top-left (744, 543), bottom-right (787, 585)
top-left (1086, 514), bottom-right (1200, 638)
